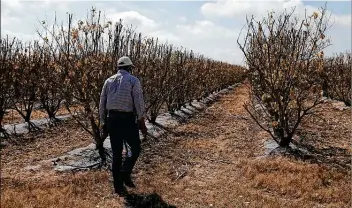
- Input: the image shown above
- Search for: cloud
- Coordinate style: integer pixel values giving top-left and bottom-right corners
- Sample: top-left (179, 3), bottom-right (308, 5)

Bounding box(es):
top-left (0, 1), bottom-right (350, 66)
top-left (201, 0), bottom-right (304, 19)
top-left (105, 10), bottom-right (183, 48)
top-left (176, 20), bottom-right (238, 39)
top-left (167, 20), bottom-right (244, 64)
top-left (178, 16), bottom-right (187, 23)
top-left (332, 14), bottom-right (352, 28)
top-left (201, 0), bottom-right (350, 30)
top-left (2, 29), bottom-right (37, 42)
top-left (147, 30), bottom-right (181, 43)
top-left (107, 11), bottom-right (159, 34)
top-left (1, 0), bottom-right (23, 27)
top-left (197, 0), bottom-right (350, 64)
top-left (1, 15), bottom-right (22, 28)
top-left (1, 0), bottom-right (23, 11)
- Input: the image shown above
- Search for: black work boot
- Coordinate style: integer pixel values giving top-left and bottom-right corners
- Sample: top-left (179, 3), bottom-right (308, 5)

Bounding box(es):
top-left (122, 172), bottom-right (136, 188)
top-left (115, 186), bottom-right (128, 196)
top-left (114, 178), bottom-right (128, 196)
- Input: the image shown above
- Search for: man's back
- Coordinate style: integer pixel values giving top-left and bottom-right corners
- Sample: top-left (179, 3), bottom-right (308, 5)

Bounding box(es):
top-left (99, 69), bottom-right (146, 122)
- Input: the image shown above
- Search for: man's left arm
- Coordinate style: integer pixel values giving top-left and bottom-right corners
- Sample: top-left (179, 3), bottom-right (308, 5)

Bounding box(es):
top-left (132, 79), bottom-right (146, 121)
top-left (132, 79), bottom-right (147, 135)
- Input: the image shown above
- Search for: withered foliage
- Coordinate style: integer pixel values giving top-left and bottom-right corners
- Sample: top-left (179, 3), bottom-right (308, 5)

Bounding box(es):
top-left (320, 52), bottom-right (351, 106)
top-left (0, 37), bottom-right (17, 138)
top-left (1, 8), bottom-right (245, 162)
top-left (237, 6), bottom-right (332, 146)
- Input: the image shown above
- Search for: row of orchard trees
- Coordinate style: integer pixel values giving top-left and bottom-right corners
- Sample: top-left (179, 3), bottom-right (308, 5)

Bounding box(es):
top-left (320, 52), bottom-right (351, 106)
top-left (0, 9), bottom-right (245, 162)
top-left (237, 5), bottom-right (351, 147)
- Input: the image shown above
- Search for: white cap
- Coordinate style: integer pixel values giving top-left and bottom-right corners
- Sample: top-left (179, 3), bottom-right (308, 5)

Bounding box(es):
top-left (117, 56), bottom-right (134, 67)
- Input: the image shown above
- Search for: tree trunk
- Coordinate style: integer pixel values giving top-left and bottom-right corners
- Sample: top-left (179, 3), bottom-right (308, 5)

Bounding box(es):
top-left (24, 110), bottom-right (36, 132)
top-left (322, 80), bottom-right (329, 98)
top-left (91, 118), bottom-right (106, 164)
top-left (93, 129), bottom-right (106, 164)
top-left (167, 104), bottom-right (173, 113)
top-left (275, 127), bottom-right (292, 147)
top-left (96, 140), bottom-right (106, 164)
top-left (150, 115), bottom-right (157, 124)
top-left (279, 136), bottom-right (292, 147)
top-left (24, 111), bottom-right (31, 123)
top-left (45, 107), bottom-right (58, 122)
top-left (0, 110), bottom-right (8, 138)
top-left (0, 109), bottom-right (4, 129)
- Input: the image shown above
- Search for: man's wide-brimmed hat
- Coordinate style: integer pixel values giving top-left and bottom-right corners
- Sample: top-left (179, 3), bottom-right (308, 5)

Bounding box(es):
top-left (117, 56), bottom-right (135, 67)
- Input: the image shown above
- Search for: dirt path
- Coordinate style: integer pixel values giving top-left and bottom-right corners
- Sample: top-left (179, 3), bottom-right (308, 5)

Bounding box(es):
top-left (1, 84), bottom-right (350, 208)
top-left (130, 84), bottom-right (350, 208)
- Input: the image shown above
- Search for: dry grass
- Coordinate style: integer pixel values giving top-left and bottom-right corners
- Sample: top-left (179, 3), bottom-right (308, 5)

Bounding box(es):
top-left (1, 84), bottom-right (351, 208)
top-left (1, 119), bottom-right (92, 175)
top-left (295, 99), bottom-right (351, 150)
top-left (1, 169), bottom-right (132, 208)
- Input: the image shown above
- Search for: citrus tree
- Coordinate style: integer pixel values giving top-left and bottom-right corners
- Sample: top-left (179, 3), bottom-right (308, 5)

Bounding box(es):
top-left (11, 41), bottom-right (42, 131)
top-left (38, 9), bottom-right (117, 163)
top-left (237, 6), bottom-right (331, 147)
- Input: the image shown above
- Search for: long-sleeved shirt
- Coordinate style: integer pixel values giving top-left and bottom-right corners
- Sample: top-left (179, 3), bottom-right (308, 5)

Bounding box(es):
top-left (99, 69), bottom-right (146, 122)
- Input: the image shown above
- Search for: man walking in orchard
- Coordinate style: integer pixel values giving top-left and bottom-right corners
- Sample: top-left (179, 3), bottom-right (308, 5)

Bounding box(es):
top-left (99, 56), bottom-right (148, 196)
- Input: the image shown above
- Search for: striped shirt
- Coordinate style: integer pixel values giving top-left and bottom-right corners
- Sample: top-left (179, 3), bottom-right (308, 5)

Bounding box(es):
top-left (99, 70), bottom-right (146, 122)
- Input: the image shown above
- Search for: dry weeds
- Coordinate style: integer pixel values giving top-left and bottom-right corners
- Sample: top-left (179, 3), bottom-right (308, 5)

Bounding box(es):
top-left (1, 84), bottom-right (351, 208)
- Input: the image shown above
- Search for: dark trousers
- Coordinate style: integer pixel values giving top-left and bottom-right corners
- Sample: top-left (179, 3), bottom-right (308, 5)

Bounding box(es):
top-left (107, 111), bottom-right (141, 189)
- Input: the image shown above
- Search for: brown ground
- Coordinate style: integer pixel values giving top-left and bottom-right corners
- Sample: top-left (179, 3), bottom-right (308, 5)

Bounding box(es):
top-left (1, 84), bottom-right (351, 208)
top-left (3, 105), bottom-right (83, 125)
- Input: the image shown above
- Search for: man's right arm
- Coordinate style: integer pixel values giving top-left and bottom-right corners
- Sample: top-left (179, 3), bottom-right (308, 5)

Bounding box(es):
top-left (99, 80), bottom-right (108, 124)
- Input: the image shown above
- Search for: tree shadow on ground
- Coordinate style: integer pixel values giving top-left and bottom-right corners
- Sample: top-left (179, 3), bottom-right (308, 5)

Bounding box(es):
top-left (179, 109), bottom-right (194, 117)
top-left (152, 122), bottom-right (174, 135)
top-left (189, 103), bottom-right (203, 111)
top-left (203, 96), bottom-right (220, 106)
top-left (142, 122), bottom-right (176, 144)
top-left (292, 141), bottom-right (351, 170)
top-left (169, 113), bottom-right (188, 124)
top-left (124, 192), bottom-right (176, 208)
top-left (270, 141), bottom-right (351, 171)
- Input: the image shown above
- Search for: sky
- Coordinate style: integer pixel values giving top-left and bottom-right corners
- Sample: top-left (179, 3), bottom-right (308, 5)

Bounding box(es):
top-left (1, 0), bottom-right (351, 65)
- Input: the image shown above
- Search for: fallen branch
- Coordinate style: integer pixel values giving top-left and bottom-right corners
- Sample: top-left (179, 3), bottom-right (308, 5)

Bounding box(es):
top-left (176, 170), bottom-right (187, 180)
